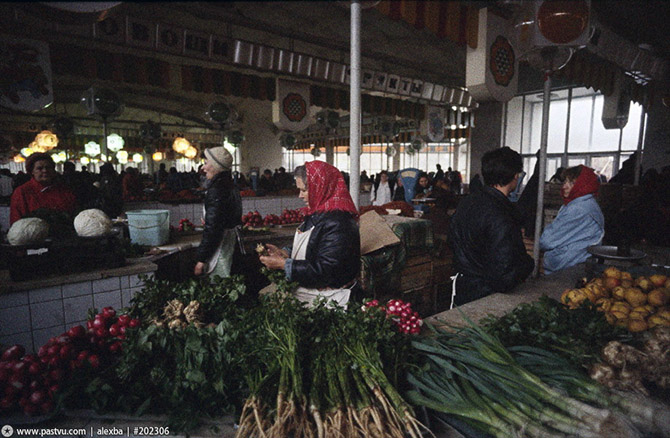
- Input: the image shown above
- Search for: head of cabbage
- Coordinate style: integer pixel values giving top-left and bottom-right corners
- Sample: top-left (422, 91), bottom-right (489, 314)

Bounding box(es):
top-left (7, 218), bottom-right (50, 246)
top-left (74, 209), bottom-right (113, 237)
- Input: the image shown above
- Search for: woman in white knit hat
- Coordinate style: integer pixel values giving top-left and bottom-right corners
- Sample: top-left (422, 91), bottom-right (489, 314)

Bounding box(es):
top-left (194, 146), bottom-right (242, 278)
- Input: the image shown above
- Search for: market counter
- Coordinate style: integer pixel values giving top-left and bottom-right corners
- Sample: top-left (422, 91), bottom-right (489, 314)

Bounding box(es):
top-left (427, 243), bottom-right (670, 329)
top-left (426, 264), bottom-right (584, 329)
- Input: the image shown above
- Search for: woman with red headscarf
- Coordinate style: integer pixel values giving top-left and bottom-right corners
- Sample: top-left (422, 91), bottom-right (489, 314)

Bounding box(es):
top-left (540, 165), bottom-right (604, 274)
top-left (259, 161), bottom-right (360, 307)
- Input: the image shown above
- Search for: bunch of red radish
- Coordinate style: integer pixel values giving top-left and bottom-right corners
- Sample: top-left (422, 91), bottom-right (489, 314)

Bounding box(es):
top-left (177, 218), bottom-right (195, 232)
top-left (364, 298), bottom-right (423, 335)
top-left (0, 307), bottom-right (139, 417)
top-left (242, 211), bottom-right (264, 227)
top-left (279, 209), bottom-right (304, 225)
top-left (263, 214), bottom-right (281, 226)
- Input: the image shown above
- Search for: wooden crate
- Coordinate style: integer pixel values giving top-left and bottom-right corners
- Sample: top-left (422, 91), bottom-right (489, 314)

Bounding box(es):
top-left (399, 254), bottom-right (432, 292)
top-left (401, 286), bottom-right (436, 317)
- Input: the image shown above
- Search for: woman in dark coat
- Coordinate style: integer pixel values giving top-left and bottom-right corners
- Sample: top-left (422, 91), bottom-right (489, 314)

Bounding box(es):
top-left (259, 161), bottom-right (360, 307)
top-left (194, 147), bottom-right (242, 278)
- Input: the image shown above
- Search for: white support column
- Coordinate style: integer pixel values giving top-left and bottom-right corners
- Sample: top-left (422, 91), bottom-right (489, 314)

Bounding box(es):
top-left (349, 0), bottom-right (361, 208)
top-left (633, 106), bottom-right (646, 186)
top-left (532, 75), bottom-right (551, 278)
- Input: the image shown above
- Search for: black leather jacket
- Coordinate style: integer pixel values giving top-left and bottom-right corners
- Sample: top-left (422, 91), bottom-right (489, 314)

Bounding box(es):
top-left (448, 185), bottom-right (534, 305)
top-left (288, 210), bottom-right (360, 289)
top-left (197, 172), bottom-right (242, 263)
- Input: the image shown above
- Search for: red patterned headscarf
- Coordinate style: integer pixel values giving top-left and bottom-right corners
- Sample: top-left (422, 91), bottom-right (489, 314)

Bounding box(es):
top-left (304, 161), bottom-right (358, 217)
top-left (563, 165), bottom-right (600, 205)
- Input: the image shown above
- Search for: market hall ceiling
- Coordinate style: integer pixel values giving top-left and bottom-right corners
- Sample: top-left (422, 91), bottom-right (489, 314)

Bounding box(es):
top-left (3, 1), bottom-right (669, 125)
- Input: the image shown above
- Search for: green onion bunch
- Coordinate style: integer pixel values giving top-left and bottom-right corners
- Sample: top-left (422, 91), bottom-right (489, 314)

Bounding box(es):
top-left (235, 291), bottom-right (428, 438)
top-left (407, 317), bottom-right (649, 438)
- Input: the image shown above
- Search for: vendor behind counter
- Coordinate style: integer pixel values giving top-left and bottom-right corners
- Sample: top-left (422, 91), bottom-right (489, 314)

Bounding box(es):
top-left (9, 153), bottom-right (76, 225)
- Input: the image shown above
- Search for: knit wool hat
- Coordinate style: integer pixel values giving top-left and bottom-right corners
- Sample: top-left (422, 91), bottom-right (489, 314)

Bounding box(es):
top-left (204, 147), bottom-right (233, 172)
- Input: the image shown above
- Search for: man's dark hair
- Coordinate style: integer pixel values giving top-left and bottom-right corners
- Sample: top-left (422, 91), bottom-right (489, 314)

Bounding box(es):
top-left (481, 146), bottom-right (523, 187)
top-left (63, 161), bottom-right (75, 174)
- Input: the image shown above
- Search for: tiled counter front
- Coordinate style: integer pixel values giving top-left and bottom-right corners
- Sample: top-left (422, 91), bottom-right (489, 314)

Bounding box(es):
top-left (0, 262), bottom-right (157, 353)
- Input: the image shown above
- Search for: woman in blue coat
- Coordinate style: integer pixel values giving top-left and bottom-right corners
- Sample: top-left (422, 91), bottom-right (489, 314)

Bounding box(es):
top-left (540, 165), bottom-right (604, 274)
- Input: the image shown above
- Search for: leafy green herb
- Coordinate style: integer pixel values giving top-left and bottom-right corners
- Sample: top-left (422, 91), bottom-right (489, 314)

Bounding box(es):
top-left (128, 274), bottom-right (249, 323)
top-left (480, 296), bottom-right (633, 366)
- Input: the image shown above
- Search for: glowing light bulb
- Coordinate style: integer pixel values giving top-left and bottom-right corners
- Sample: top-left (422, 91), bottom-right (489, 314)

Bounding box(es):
top-left (107, 133), bottom-right (124, 152)
top-left (85, 141), bottom-right (101, 156)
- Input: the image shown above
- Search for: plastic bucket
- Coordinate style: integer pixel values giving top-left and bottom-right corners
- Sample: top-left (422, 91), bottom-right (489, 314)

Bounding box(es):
top-left (126, 209), bottom-right (170, 246)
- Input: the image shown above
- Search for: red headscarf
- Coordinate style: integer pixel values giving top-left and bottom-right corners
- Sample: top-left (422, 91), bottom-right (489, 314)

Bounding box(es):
top-left (304, 161), bottom-right (358, 217)
top-left (563, 165), bottom-right (600, 205)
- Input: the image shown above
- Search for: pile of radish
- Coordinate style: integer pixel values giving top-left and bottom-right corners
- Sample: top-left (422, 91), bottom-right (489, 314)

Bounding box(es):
top-left (241, 211), bottom-right (264, 227)
top-left (262, 214), bottom-right (281, 226)
top-left (278, 208), bottom-right (304, 225)
top-left (364, 298), bottom-right (423, 334)
top-left (0, 307), bottom-right (139, 416)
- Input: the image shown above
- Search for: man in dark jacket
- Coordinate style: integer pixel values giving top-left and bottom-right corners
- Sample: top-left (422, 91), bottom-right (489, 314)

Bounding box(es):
top-left (448, 147), bottom-right (534, 306)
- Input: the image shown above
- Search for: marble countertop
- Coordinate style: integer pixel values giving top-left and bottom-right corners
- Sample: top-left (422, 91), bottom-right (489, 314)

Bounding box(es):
top-left (426, 264), bottom-right (587, 329)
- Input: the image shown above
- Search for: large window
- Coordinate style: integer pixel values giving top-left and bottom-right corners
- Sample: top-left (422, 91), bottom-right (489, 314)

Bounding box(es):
top-left (504, 87), bottom-right (644, 182)
top-left (281, 137), bottom-right (469, 181)
top-left (282, 147), bottom-right (326, 172)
